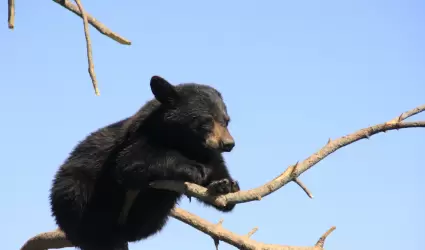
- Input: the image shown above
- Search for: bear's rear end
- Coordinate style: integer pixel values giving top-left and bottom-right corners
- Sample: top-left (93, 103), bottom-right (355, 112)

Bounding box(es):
top-left (50, 161), bottom-right (128, 249)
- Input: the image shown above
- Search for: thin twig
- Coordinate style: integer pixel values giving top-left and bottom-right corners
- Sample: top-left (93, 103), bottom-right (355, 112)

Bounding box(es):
top-left (315, 226), bottom-right (336, 248)
top-left (246, 227), bottom-right (258, 238)
top-left (211, 219), bottom-right (224, 250)
top-left (212, 219), bottom-right (224, 250)
top-left (390, 104), bottom-right (425, 122)
top-left (74, 0), bottom-right (99, 96)
top-left (52, 0), bottom-right (131, 45)
top-left (214, 238), bottom-right (219, 250)
top-left (8, 0), bottom-right (15, 29)
top-left (293, 178), bottom-right (314, 199)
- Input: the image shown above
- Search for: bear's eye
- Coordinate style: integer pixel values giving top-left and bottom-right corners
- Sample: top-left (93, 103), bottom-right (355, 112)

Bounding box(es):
top-left (220, 118), bottom-right (230, 127)
top-left (194, 115), bottom-right (213, 129)
top-left (223, 114), bottom-right (230, 127)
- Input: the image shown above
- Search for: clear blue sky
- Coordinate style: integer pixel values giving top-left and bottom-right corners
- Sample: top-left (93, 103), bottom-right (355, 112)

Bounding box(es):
top-left (1, 0), bottom-right (424, 249)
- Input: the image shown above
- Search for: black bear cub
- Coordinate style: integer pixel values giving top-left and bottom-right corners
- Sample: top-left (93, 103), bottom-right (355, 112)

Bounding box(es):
top-left (50, 76), bottom-right (240, 250)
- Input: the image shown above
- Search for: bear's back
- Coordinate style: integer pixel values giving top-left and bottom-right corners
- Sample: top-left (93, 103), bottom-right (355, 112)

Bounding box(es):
top-left (50, 118), bottom-right (131, 249)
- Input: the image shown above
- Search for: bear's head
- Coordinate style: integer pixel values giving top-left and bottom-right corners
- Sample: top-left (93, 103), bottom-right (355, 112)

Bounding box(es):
top-left (149, 75), bottom-right (235, 154)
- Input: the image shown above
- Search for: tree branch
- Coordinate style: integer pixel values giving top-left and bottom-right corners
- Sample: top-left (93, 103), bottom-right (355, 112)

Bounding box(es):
top-left (8, 0), bottom-right (15, 29)
top-left (51, 0), bottom-right (132, 95)
top-left (293, 178), bottom-right (314, 199)
top-left (20, 209), bottom-right (334, 250)
top-left (170, 207), bottom-right (331, 250)
top-left (52, 0), bottom-right (131, 45)
top-left (246, 227), bottom-right (259, 238)
top-left (315, 226), bottom-right (336, 248)
top-left (20, 229), bottom-right (72, 250)
top-left (73, 0), bottom-right (99, 96)
top-left (151, 104), bottom-right (425, 206)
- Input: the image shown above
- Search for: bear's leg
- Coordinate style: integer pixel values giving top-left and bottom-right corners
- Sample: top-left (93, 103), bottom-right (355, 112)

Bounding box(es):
top-left (122, 189), bottom-right (180, 242)
top-left (119, 155), bottom-right (208, 189)
top-left (197, 160), bottom-right (240, 213)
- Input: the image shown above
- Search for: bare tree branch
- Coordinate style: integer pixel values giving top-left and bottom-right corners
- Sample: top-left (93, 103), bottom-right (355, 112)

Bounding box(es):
top-left (52, 0), bottom-right (131, 45)
top-left (170, 207), bottom-right (329, 250)
top-left (20, 210), bottom-right (332, 250)
top-left (246, 227), bottom-right (259, 238)
top-left (51, 0), bottom-right (132, 95)
top-left (151, 105), bottom-right (425, 206)
top-left (73, 0), bottom-right (99, 95)
top-left (389, 104), bottom-right (425, 122)
top-left (20, 229), bottom-right (72, 250)
top-left (315, 226), bottom-right (336, 248)
top-left (6, 0), bottom-right (132, 95)
top-left (212, 219), bottom-right (224, 250)
top-left (293, 178), bottom-right (314, 199)
top-left (8, 0), bottom-right (15, 29)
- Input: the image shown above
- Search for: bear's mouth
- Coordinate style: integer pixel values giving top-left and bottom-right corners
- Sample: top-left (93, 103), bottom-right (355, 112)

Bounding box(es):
top-left (204, 137), bottom-right (235, 153)
top-left (219, 140), bottom-right (235, 152)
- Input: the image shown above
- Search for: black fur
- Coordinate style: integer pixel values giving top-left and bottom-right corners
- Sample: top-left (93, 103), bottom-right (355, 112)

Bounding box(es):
top-left (49, 76), bottom-right (240, 250)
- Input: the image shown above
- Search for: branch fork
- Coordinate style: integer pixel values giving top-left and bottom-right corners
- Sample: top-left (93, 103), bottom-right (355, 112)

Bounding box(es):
top-left (7, 0), bottom-right (132, 95)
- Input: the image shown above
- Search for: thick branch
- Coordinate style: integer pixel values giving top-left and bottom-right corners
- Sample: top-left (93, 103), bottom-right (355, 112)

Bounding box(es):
top-left (20, 229), bottom-right (72, 250)
top-left (52, 0), bottom-right (131, 45)
top-left (170, 207), bottom-right (329, 250)
top-left (74, 0), bottom-right (99, 96)
top-left (152, 104), bottom-right (425, 206)
top-left (20, 209), bottom-right (333, 250)
top-left (8, 0), bottom-right (15, 29)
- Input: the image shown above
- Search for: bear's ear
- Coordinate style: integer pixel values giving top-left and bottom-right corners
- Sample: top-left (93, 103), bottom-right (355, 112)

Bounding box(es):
top-left (150, 75), bottom-right (179, 105)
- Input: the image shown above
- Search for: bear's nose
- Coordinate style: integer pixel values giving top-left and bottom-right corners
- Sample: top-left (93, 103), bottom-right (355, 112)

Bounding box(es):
top-left (221, 139), bottom-right (235, 152)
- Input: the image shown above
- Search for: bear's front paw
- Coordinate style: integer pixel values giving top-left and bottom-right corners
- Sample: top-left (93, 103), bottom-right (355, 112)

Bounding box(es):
top-left (207, 179), bottom-right (233, 195)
